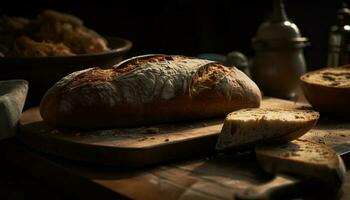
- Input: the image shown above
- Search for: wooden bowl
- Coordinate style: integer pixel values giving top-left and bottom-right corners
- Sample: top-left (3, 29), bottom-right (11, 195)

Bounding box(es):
top-left (0, 37), bottom-right (132, 107)
top-left (300, 66), bottom-right (350, 115)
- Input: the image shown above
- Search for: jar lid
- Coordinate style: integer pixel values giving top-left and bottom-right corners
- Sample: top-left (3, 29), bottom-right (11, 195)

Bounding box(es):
top-left (254, 20), bottom-right (303, 41)
top-left (252, 37), bottom-right (309, 50)
top-left (337, 2), bottom-right (350, 21)
top-left (252, 0), bottom-right (308, 49)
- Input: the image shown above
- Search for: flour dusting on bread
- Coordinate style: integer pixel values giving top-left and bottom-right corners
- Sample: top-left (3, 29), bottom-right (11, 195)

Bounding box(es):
top-left (40, 54), bottom-right (261, 129)
top-left (114, 55), bottom-right (214, 103)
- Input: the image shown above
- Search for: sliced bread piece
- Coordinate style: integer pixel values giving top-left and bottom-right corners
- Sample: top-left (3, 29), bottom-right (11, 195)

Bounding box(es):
top-left (236, 139), bottom-right (346, 199)
top-left (300, 65), bottom-right (350, 114)
top-left (256, 139), bottom-right (346, 186)
top-left (216, 108), bottom-right (319, 151)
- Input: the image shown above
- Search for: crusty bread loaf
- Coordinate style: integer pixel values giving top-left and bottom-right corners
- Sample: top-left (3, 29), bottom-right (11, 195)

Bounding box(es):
top-left (300, 65), bottom-right (350, 114)
top-left (216, 108), bottom-right (319, 151)
top-left (40, 54), bottom-right (261, 129)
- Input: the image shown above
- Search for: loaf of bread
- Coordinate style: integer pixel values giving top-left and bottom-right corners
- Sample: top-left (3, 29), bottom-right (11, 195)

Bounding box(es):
top-left (300, 65), bottom-right (350, 114)
top-left (40, 54), bottom-right (262, 129)
top-left (216, 108), bottom-right (319, 151)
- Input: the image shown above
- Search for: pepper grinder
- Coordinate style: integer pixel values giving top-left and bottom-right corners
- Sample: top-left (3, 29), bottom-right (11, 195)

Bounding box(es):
top-left (327, 2), bottom-right (350, 67)
top-left (251, 0), bottom-right (309, 99)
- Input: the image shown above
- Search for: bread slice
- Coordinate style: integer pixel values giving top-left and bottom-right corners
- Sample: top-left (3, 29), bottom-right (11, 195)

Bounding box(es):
top-left (256, 139), bottom-right (346, 186)
top-left (300, 65), bottom-right (350, 114)
top-left (216, 108), bottom-right (319, 151)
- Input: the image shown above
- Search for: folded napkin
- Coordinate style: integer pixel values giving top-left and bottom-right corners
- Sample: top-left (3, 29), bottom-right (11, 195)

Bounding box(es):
top-left (0, 80), bottom-right (28, 140)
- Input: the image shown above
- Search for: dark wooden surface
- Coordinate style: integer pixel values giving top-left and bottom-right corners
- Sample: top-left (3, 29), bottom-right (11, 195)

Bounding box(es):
top-left (19, 97), bottom-right (350, 167)
top-left (0, 156), bottom-right (65, 200)
top-left (1, 97), bottom-right (350, 199)
top-left (1, 139), bottom-right (350, 200)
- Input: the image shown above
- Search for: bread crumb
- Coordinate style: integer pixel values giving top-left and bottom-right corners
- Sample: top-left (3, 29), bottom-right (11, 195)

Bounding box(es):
top-left (318, 139), bottom-right (325, 144)
top-left (291, 151), bottom-right (300, 156)
top-left (138, 137), bottom-right (148, 141)
top-left (164, 138), bottom-right (169, 142)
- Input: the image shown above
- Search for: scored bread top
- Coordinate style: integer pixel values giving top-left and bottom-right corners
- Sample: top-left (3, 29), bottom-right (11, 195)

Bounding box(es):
top-left (50, 54), bottom-right (260, 105)
top-left (40, 54), bottom-right (262, 128)
top-left (301, 65), bottom-right (350, 88)
top-left (113, 55), bottom-right (215, 103)
top-left (54, 55), bottom-right (214, 104)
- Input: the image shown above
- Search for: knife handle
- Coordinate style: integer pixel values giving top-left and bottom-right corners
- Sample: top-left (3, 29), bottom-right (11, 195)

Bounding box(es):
top-left (235, 174), bottom-right (300, 200)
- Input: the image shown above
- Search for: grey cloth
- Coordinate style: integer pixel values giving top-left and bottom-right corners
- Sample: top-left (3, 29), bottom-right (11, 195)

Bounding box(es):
top-left (0, 80), bottom-right (28, 140)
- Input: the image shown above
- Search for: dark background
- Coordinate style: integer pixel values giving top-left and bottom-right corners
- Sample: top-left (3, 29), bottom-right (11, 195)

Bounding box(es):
top-left (0, 0), bottom-right (345, 70)
top-left (0, 2), bottom-right (348, 199)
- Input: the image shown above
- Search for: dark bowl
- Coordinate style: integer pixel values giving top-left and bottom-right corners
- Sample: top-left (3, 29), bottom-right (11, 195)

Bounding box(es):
top-left (0, 37), bottom-right (132, 107)
top-left (300, 66), bottom-right (350, 116)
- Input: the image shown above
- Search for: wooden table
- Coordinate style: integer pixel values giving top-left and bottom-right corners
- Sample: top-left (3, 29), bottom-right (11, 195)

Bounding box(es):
top-left (1, 96), bottom-right (350, 199)
top-left (0, 138), bottom-right (350, 200)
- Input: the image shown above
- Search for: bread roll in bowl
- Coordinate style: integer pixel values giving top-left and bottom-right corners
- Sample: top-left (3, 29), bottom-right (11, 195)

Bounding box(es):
top-left (300, 65), bottom-right (350, 115)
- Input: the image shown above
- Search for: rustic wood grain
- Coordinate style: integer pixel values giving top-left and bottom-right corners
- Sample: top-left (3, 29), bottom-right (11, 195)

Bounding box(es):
top-left (1, 139), bottom-right (347, 200)
top-left (18, 97), bottom-right (350, 167)
top-left (7, 96), bottom-right (350, 199)
top-left (0, 139), bottom-right (272, 200)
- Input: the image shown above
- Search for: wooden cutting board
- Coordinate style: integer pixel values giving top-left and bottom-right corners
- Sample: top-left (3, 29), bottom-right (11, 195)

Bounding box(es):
top-left (19, 97), bottom-right (350, 167)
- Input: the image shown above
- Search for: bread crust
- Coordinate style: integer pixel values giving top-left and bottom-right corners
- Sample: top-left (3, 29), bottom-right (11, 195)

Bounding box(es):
top-left (256, 139), bottom-right (346, 187)
top-left (40, 54), bottom-right (261, 129)
top-left (216, 108), bottom-right (319, 151)
top-left (300, 65), bottom-right (350, 114)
